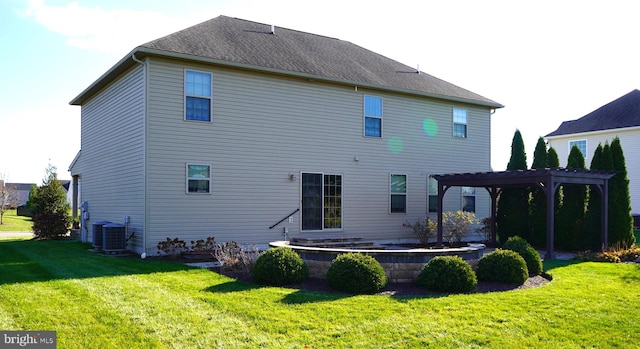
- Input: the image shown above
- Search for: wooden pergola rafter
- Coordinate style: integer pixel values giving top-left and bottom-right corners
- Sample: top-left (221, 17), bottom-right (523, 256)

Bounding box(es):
top-left (432, 168), bottom-right (615, 259)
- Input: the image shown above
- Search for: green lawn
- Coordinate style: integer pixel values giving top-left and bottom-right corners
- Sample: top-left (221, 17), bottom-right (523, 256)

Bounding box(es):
top-left (0, 209), bottom-right (32, 232)
top-left (0, 238), bottom-right (639, 348)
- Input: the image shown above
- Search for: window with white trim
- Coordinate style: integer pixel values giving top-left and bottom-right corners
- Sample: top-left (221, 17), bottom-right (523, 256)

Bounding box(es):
top-left (453, 108), bottom-right (467, 138)
top-left (186, 164), bottom-right (211, 193)
top-left (428, 176), bottom-right (438, 213)
top-left (364, 95), bottom-right (382, 137)
top-left (390, 174), bottom-right (407, 213)
top-left (185, 70), bottom-right (212, 121)
top-left (462, 186), bottom-right (475, 213)
top-left (569, 140), bottom-right (587, 157)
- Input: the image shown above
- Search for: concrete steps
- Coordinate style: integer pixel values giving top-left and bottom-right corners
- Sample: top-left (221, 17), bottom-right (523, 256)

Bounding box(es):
top-left (290, 236), bottom-right (386, 249)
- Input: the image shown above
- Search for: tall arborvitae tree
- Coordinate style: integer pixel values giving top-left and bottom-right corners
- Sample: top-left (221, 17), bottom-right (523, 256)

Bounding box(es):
top-left (582, 143), bottom-right (603, 251)
top-left (608, 137), bottom-right (635, 248)
top-left (528, 137), bottom-right (548, 248)
top-left (555, 146), bottom-right (587, 250)
top-left (496, 130), bottom-right (529, 244)
top-left (547, 147), bottom-right (560, 168)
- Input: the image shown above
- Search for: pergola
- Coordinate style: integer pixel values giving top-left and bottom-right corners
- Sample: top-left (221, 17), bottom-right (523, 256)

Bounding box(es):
top-left (432, 168), bottom-right (615, 259)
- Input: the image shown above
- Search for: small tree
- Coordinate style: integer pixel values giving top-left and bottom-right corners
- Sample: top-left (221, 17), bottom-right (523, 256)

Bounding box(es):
top-left (30, 165), bottom-right (71, 239)
top-left (442, 211), bottom-right (476, 245)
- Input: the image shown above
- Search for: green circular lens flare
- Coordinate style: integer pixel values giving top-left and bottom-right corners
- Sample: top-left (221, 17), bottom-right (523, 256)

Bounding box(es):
top-left (387, 137), bottom-right (404, 154)
top-left (423, 118), bottom-right (438, 136)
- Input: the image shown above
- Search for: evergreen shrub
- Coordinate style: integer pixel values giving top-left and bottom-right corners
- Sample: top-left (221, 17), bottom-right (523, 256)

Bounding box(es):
top-left (476, 249), bottom-right (528, 285)
top-left (416, 256), bottom-right (477, 294)
top-left (326, 253), bottom-right (387, 294)
top-left (503, 236), bottom-right (543, 276)
top-left (252, 247), bottom-right (308, 286)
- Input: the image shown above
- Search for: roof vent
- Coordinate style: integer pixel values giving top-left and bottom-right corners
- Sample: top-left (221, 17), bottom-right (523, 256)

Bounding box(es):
top-left (270, 24), bottom-right (275, 34)
top-left (416, 64), bottom-right (420, 74)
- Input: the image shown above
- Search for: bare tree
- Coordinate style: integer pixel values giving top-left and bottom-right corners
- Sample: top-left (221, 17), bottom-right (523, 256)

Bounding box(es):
top-left (0, 174), bottom-right (19, 225)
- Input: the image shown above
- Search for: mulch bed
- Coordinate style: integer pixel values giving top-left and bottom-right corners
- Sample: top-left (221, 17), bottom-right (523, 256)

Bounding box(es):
top-left (211, 266), bottom-right (551, 296)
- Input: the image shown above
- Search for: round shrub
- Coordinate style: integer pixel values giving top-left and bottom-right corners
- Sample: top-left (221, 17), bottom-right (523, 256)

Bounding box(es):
top-left (252, 247), bottom-right (308, 286)
top-left (503, 236), bottom-right (543, 276)
top-left (416, 256), bottom-right (477, 294)
top-left (476, 249), bottom-right (528, 285)
top-left (326, 253), bottom-right (387, 294)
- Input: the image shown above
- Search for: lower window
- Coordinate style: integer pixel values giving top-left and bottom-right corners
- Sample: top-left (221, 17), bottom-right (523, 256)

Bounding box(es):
top-left (302, 173), bottom-right (342, 230)
top-left (390, 174), bottom-right (407, 213)
top-left (186, 164), bottom-right (211, 193)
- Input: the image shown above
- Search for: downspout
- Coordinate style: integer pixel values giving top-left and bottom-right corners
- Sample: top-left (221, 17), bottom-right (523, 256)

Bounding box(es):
top-left (131, 52), bottom-right (148, 258)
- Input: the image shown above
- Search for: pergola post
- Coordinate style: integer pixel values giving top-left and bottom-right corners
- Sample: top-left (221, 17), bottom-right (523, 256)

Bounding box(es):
top-left (544, 180), bottom-right (557, 260)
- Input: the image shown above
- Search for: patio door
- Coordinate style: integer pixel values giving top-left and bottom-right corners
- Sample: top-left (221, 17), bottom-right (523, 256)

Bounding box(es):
top-left (301, 173), bottom-right (342, 231)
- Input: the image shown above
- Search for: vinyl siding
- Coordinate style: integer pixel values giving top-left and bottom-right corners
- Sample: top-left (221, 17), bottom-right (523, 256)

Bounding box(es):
top-left (142, 58), bottom-right (493, 252)
top-left (78, 64), bottom-right (146, 252)
top-left (547, 126), bottom-right (640, 214)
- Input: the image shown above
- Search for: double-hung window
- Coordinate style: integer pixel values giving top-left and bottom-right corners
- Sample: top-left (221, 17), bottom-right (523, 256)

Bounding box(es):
top-left (186, 164), bottom-right (211, 193)
top-left (185, 70), bottom-right (212, 121)
top-left (462, 186), bottom-right (476, 212)
top-left (364, 95), bottom-right (382, 137)
top-left (390, 174), bottom-right (407, 213)
top-left (428, 176), bottom-right (438, 213)
top-left (569, 140), bottom-right (587, 157)
top-left (453, 108), bottom-right (467, 138)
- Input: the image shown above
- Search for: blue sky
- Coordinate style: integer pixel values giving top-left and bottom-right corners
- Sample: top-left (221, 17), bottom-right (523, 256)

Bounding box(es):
top-left (1, 0), bottom-right (639, 184)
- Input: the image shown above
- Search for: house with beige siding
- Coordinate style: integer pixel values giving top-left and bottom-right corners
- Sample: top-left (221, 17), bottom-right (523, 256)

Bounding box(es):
top-left (69, 16), bottom-right (502, 255)
top-left (546, 89), bottom-right (640, 218)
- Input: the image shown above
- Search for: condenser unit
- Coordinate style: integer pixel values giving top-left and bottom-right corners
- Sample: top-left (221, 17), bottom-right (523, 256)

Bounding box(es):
top-left (102, 223), bottom-right (126, 252)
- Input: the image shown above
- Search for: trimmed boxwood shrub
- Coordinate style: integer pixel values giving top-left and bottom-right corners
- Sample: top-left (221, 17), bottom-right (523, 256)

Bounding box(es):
top-left (326, 253), bottom-right (387, 294)
top-left (476, 249), bottom-right (528, 285)
top-left (416, 256), bottom-right (477, 293)
top-left (252, 247), bottom-right (308, 286)
top-left (502, 236), bottom-right (543, 276)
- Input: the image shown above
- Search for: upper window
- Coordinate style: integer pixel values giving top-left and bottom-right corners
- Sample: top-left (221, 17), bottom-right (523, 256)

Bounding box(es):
top-left (364, 96), bottom-right (382, 137)
top-left (186, 164), bottom-right (211, 193)
top-left (569, 140), bottom-right (587, 157)
top-left (185, 70), bottom-right (212, 121)
top-left (453, 108), bottom-right (467, 138)
top-left (428, 176), bottom-right (438, 213)
top-left (390, 174), bottom-right (407, 213)
top-left (462, 186), bottom-right (476, 213)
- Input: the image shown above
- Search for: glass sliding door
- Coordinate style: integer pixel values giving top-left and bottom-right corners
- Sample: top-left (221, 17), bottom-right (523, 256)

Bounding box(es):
top-left (302, 173), bottom-right (342, 231)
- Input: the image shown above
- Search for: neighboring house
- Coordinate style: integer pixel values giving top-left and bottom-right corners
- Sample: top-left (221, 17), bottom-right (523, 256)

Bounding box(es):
top-left (1, 182), bottom-right (36, 208)
top-left (69, 16), bottom-right (502, 255)
top-left (546, 89), bottom-right (640, 216)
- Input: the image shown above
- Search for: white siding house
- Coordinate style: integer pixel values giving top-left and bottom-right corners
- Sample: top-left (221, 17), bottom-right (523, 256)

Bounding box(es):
top-left (69, 16), bottom-right (502, 255)
top-left (546, 89), bottom-right (640, 217)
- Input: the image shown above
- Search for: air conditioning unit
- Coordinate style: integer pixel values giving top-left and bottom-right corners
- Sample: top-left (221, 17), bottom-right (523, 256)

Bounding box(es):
top-left (92, 221), bottom-right (111, 249)
top-left (102, 223), bottom-right (126, 252)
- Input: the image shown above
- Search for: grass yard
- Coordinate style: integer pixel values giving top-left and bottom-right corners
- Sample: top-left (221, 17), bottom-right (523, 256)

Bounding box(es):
top-left (0, 209), bottom-right (32, 232)
top-left (0, 238), bottom-right (639, 348)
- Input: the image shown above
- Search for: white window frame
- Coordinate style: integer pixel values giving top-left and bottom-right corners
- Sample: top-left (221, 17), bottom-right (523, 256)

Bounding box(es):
top-left (453, 108), bottom-right (467, 138)
top-left (428, 176), bottom-right (438, 213)
top-left (184, 69), bottom-right (213, 122)
top-left (364, 95), bottom-right (383, 137)
top-left (461, 186), bottom-right (476, 213)
top-left (300, 172), bottom-right (343, 232)
top-left (389, 173), bottom-right (407, 214)
top-left (569, 139), bottom-right (587, 157)
top-left (186, 163), bottom-right (211, 194)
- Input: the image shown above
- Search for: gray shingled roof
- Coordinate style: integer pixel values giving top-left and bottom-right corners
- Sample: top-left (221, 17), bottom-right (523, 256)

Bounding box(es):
top-left (546, 89), bottom-right (640, 137)
top-left (71, 16), bottom-right (502, 107)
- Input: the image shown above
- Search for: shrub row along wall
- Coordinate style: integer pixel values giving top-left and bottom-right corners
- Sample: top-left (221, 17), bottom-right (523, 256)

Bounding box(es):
top-left (270, 242), bottom-right (485, 283)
